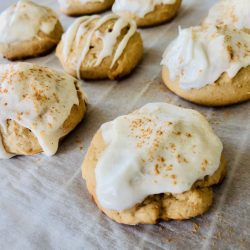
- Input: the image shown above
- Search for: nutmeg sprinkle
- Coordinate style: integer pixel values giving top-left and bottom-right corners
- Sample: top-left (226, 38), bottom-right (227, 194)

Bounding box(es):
top-left (0, 63), bottom-right (82, 158)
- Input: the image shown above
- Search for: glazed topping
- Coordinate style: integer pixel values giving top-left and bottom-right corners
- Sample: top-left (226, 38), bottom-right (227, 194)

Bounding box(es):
top-left (96, 103), bottom-right (223, 211)
top-left (58, 0), bottom-right (105, 9)
top-left (112, 0), bottom-right (176, 17)
top-left (61, 14), bottom-right (137, 79)
top-left (0, 0), bottom-right (58, 43)
top-left (0, 63), bottom-right (81, 159)
top-left (161, 25), bottom-right (250, 89)
top-left (204, 0), bottom-right (250, 30)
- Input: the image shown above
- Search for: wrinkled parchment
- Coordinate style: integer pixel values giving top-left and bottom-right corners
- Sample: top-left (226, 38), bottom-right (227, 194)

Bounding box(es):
top-left (0, 0), bottom-right (249, 249)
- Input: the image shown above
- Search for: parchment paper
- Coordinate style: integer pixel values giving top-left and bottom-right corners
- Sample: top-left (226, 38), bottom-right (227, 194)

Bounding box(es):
top-left (0, 0), bottom-right (249, 249)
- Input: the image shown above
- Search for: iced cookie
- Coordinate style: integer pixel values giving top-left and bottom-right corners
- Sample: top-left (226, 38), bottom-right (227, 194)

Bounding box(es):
top-left (112, 0), bottom-right (182, 27)
top-left (56, 14), bottom-right (143, 80)
top-left (82, 103), bottom-right (226, 225)
top-left (58, 0), bottom-right (114, 16)
top-left (0, 0), bottom-right (63, 60)
top-left (161, 25), bottom-right (250, 106)
top-left (0, 63), bottom-right (87, 159)
top-left (204, 0), bottom-right (250, 32)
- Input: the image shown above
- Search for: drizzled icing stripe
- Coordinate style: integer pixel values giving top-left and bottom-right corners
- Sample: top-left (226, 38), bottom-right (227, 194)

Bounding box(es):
top-left (111, 20), bottom-right (136, 68)
top-left (61, 14), bottom-right (137, 79)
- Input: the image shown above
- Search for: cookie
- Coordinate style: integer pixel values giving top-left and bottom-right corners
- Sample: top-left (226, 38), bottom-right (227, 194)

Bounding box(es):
top-left (112, 0), bottom-right (182, 27)
top-left (0, 0), bottom-right (63, 60)
top-left (204, 0), bottom-right (250, 32)
top-left (161, 25), bottom-right (250, 106)
top-left (0, 63), bottom-right (87, 159)
top-left (58, 0), bottom-right (114, 16)
top-left (56, 14), bottom-right (143, 80)
top-left (82, 103), bottom-right (226, 225)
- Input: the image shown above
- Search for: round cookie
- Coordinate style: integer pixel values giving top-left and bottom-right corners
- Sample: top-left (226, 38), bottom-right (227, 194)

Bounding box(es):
top-left (58, 0), bottom-right (115, 16)
top-left (56, 14), bottom-right (143, 80)
top-left (203, 0), bottom-right (250, 33)
top-left (0, 0), bottom-right (63, 61)
top-left (0, 63), bottom-right (87, 159)
top-left (82, 103), bottom-right (226, 225)
top-left (112, 0), bottom-right (182, 27)
top-left (161, 25), bottom-right (250, 106)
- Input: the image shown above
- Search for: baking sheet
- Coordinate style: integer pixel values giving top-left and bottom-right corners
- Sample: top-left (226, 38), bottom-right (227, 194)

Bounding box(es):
top-left (0, 0), bottom-right (250, 249)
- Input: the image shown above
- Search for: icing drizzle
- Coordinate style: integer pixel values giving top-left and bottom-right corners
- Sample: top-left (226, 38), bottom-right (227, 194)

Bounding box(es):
top-left (60, 14), bottom-right (137, 79)
top-left (95, 103), bottom-right (223, 211)
top-left (0, 0), bottom-right (58, 43)
top-left (0, 63), bottom-right (82, 159)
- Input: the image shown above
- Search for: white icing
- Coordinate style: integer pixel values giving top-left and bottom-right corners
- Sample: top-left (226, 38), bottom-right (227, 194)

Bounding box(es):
top-left (112, 0), bottom-right (176, 18)
top-left (161, 25), bottom-right (250, 90)
top-left (58, 0), bottom-right (105, 9)
top-left (0, 63), bottom-right (82, 159)
top-left (61, 14), bottom-right (137, 79)
top-left (0, 0), bottom-right (58, 43)
top-left (204, 0), bottom-right (250, 30)
top-left (96, 103), bottom-right (223, 211)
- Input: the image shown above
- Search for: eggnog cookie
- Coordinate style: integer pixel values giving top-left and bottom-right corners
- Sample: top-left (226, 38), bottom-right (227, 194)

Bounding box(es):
top-left (112, 0), bottom-right (182, 27)
top-left (58, 0), bottom-right (114, 16)
top-left (0, 0), bottom-right (63, 60)
top-left (82, 103), bottom-right (226, 225)
top-left (204, 0), bottom-right (250, 32)
top-left (56, 14), bottom-right (143, 80)
top-left (161, 25), bottom-right (250, 106)
top-left (0, 63), bottom-right (87, 159)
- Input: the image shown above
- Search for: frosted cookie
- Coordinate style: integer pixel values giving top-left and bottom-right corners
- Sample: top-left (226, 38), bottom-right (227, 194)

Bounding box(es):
top-left (58, 0), bottom-right (114, 16)
top-left (0, 0), bottom-right (63, 60)
top-left (204, 0), bottom-right (250, 32)
top-left (0, 63), bottom-right (87, 159)
top-left (56, 14), bottom-right (143, 80)
top-left (161, 25), bottom-right (250, 106)
top-left (82, 103), bottom-right (226, 225)
top-left (112, 0), bottom-right (182, 27)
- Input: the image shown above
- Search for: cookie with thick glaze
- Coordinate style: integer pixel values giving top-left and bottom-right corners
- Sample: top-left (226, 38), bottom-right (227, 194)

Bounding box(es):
top-left (82, 103), bottom-right (226, 225)
top-left (161, 25), bottom-right (250, 106)
top-left (0, 63), bottom-right (87, 159)
top-left (0, 0), bottom-right (63, 60)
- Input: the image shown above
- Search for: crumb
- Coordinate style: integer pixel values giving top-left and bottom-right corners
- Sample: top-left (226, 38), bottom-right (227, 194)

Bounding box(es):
top-left (214, 231), bottom-right (222, 240)
top-left (165, 238), bottom-right (172, 243)
top-left (75, 138), bottom-right (81, 144)
top-left (239, 238), bottom-right (247, 246)
top-left (192, 223), bottom-right (200, 233)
